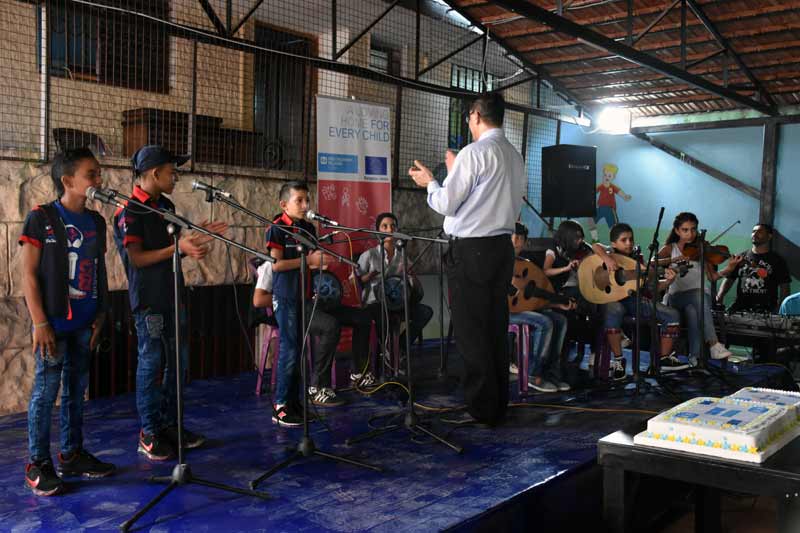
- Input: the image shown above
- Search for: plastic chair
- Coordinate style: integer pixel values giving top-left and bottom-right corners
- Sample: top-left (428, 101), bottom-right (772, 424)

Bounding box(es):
top-left (508, 323), bottom-right (531, 395)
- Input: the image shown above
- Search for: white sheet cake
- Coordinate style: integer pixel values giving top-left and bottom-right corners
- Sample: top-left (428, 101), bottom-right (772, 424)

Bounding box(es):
top-left (633, 396), bottom-right (800, 463)
top-left (725, 387), bottom-right (800, 420)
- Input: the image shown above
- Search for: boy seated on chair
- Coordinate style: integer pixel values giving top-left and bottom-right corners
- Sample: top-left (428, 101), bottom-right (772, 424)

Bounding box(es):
top-left (510, 223), bottom-right (574, 393)
top-left (590, 223), bottom-right (684, 381)
top-left (357, 212), bottom-right (434, 381)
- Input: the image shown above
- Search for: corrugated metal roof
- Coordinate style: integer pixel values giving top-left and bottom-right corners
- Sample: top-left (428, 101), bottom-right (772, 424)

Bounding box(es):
top-left (449, 0), bottom-right (800, 116)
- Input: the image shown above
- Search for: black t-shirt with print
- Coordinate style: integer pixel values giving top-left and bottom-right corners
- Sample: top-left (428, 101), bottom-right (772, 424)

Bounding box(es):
top-left (727, 250), bottom-right (791, 313)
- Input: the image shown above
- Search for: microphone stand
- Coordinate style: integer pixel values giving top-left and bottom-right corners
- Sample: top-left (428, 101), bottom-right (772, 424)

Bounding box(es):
top-left (328, 224), bottom-right (462, 454)
top-left (646, 208), bottom-right (665, 378)
top-left (94, 191), bottom-right (272, 533)
top-left (191, 191), bottom-right (382, 489)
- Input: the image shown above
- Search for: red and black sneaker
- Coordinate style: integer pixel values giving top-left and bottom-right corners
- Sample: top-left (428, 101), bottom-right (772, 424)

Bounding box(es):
top-left (162, 426), bottom-right (207, 450)
top-left (57, 449), bottom-right (116, 478)
top-left (272, 405), bottom-right (303, 427)
top-left (25, 460), bottom-right (64, 496)
top-left (137, 430), bottom-right (176, 461)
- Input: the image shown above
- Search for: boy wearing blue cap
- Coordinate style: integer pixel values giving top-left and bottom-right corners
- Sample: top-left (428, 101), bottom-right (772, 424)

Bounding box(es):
top-left (113, 145), bottom-right (227, 461)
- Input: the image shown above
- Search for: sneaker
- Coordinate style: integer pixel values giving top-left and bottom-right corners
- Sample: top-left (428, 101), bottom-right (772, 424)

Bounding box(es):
top-left (621, 336), bottom-right (632, 348)
top-left (350, 371), bottom-right (377, 389)
top-left (272, 404), bottom-right (303, 427)
top-left (440, 410), bottom-right (490, 428)
top-left (610, 357), bottom-right (627, 381)
top-left (57, 449), bottom-right (115, 478)
top-left (529, 378), bottom-right (558, 393)
top-left (710, 343), bottom-right (733, 360)
top-left (138, 431), bottom-right (176, 461)
top-left (660, 353), bottom-right (690, 372)
top-left (25, 460), bottom-right (63, 496)
top-left (556, 381), bottom-right (571, 392)
top-left (509, 363), bottom-right (519, 375)
top-left (308, 387), bottom-right (345, 407)
top-left (162, 426), bottom-right (207, 450)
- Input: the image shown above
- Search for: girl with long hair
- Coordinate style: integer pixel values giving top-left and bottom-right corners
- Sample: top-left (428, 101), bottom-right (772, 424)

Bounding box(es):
top-left (658, 212), bottom-right (732, 363)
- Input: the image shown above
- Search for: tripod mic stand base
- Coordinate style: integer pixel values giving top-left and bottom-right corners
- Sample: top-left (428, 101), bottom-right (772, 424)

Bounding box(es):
top-left (249, 435), bottom-right (383, 490)
top-left (346, 409), bottom-right (464, 454)
top-left (121, 464), bottom-right (270, 532)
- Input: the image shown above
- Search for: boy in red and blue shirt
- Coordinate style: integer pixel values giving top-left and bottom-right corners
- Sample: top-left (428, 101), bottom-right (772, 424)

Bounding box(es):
top-left (19, 147), bottom-right (115, 496)
top-left (113, 145), bottom-right (226, 461)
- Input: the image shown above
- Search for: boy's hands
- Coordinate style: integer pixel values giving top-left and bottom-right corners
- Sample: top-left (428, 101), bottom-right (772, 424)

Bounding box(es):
top-left (178, 220), bottom-right (229, 259)
top-left (90, 313), bottom-right (105, 352)
top-left (32, 324), bottom-right (56, 359)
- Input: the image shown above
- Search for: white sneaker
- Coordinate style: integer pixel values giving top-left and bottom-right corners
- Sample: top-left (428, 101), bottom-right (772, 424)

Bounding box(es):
top-left (710, 343), bottom-right (732, 360)
top-left (509, 363), bottom-right (519, 375)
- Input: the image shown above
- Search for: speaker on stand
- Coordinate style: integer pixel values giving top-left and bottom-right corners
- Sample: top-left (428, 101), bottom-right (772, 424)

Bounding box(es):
top-left (541, 144), bottom-right (597, 218)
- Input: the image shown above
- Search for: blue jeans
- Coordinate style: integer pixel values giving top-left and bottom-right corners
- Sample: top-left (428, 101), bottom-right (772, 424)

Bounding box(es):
top-left (666, 289), bottom-right (717, 358)
top-left (604, 296), bottom-right (680, 333)
top-left (28, 327), bottom-right (91, 463)
top-left (595, 206), bottom-right (618, 228)
top-left (510, 309), bottom-right (568, 382)
top-left (273, 296), bottom-right (301, 406)
top-left (133, 308), bottom-right (188, 435)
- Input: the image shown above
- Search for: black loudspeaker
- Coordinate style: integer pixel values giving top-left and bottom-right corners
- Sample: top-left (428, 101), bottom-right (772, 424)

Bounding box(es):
top-left (541, 144), bottom-right (596, 218)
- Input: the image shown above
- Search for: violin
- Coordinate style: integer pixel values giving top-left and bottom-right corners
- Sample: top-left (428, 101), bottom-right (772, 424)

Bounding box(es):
top-left (564, 241), bottom-right (593, 265)
top-left (682, 240), bottom-right (732, 266)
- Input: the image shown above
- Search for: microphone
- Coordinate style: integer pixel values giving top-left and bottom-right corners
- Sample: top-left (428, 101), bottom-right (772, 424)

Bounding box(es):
top-left (192, 180), bottom-right (231, 198)
top-left (86, 187), bottom-right (124, 208)
top-left (319, 230), bottom-right (343, 243)
top-left (306, 210), bottom-right (340, 226)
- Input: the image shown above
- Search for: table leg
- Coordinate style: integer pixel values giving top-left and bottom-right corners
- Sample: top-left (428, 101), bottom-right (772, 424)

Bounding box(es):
top-left (604, 466), bottom-right (631, 533)
top-left (694, 485), bottom-right (721, 533)
top-left (778, 492), bottom-right (800, 533)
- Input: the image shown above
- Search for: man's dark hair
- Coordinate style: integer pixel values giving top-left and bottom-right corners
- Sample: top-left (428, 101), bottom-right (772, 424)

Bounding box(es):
top-left (51, 147), bottom-right (96, 198)
top-left (375, 212), bottom-right (398, 231)
top-left (279, 181), bottom-right (309, 201)
top-left (610, 223), bottom-right (634, 243)
top-left (470, 92), bottom-right (505, 127)
top-left (514, 222), bottom-right (529, 238)
top-left (755, 222), bottom-right (774, 234)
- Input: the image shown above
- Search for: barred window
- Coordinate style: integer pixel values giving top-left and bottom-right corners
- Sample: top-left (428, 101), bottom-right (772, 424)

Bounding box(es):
top-left (47, 0), bottom-right (169, 93)
top-left (448, 64), bottom-right (496, 148)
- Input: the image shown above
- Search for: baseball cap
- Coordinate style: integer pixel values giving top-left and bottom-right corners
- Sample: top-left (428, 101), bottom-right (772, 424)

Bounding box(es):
top-left (131, 145), bottom-right (189, 174)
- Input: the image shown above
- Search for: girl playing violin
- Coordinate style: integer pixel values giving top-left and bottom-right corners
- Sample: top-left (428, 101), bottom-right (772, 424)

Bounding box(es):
top-left (658, 212), bottom-right (732, 363)
top-left (543, 220), bottom-right (600, 366)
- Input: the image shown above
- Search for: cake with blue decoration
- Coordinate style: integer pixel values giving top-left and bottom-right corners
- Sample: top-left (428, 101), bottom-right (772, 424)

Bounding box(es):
top-left (633, 396), bottom-right (800, 463)
top-left (726, 388), bottom-right (800, 420)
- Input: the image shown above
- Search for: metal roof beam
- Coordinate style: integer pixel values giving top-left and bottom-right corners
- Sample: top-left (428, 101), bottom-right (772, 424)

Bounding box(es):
top-left (490, 0), bottom-right (775, 115)
top-left (686, 0), bottom-right (776, 108)
top-left (439, 1), bottom-right (590, 110)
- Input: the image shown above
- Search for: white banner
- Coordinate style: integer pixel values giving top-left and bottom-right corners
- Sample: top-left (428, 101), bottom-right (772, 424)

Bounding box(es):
top-left (316, 96), bottom-right (392, 184)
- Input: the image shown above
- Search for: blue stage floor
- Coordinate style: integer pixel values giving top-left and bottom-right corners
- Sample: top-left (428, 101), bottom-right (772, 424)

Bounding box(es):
top-left (0, 348), bottom-right (792, 532)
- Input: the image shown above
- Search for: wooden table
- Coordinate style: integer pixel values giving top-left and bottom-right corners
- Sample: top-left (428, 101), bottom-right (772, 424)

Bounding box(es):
top-left (598, 426), bottom-right (800, 532)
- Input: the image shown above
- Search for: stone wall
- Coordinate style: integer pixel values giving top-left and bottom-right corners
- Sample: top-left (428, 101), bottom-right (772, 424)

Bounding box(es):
top-left (0, 158), bottom-right (438, 414)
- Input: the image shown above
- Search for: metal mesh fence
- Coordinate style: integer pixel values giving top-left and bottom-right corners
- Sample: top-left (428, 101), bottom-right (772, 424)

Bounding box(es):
top-left (1, 0), bottom-right (579, 194)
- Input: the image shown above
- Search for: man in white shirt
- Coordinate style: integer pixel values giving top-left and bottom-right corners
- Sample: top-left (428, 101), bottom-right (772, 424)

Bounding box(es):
top-left (409, 93), bottom-right (525, 426)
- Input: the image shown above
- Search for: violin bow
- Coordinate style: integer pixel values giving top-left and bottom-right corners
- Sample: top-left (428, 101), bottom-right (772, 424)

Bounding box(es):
top-left (709, 220), bottom-right (740, 245)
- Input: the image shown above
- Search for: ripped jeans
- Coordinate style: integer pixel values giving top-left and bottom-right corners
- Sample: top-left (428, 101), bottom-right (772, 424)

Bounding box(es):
top-left (133, 308), bottom-right (188, 436)
top-left (27, 327), bottom-right (91, 463)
